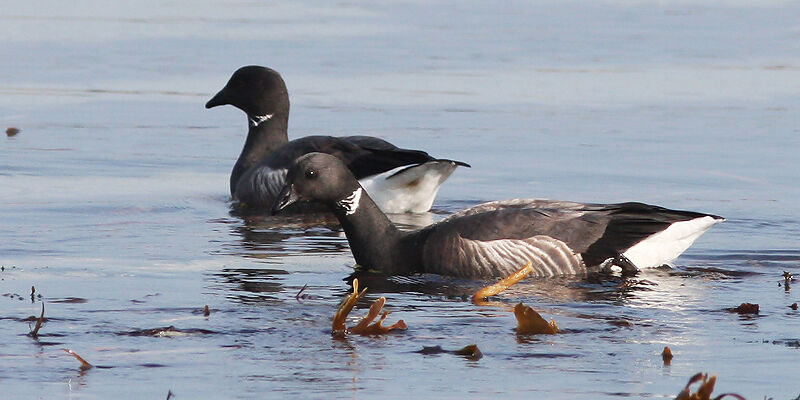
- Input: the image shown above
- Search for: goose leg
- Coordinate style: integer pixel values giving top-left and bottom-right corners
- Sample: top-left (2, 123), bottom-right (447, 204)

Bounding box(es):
top-left (594, 254), bottom-right (640, 277)
top-left (613, 254), bottom-right (640, 277)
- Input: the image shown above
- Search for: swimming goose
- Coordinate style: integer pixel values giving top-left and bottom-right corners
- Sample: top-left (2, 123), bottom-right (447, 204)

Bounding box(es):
top-left (206, 65), bottom-right (468, 213)
top-left (272, 153), bottom-right (724, 278)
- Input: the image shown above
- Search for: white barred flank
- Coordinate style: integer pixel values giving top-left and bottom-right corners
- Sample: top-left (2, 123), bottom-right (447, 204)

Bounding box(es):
top-left (423, 233), bottom-right (585, 278)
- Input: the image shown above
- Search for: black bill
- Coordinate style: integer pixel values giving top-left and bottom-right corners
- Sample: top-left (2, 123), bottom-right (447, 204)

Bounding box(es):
top-left (205, 88), bottom-right (229, 109)
top-left (271, 183), bottom-right (299, 215)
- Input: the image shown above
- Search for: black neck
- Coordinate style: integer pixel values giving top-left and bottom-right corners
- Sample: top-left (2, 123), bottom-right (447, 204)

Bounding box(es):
top-left (230, 113), bottom-right (289, 195)
top-left (329, 187), bottom-right (417, 275)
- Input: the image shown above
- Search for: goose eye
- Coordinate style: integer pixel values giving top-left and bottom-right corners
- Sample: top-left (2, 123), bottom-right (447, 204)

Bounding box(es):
top-left (305, 169), bottom-right (316, 179)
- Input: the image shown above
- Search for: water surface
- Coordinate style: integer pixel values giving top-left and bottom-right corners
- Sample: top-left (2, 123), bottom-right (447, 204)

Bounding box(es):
top-left (2, 1), bottom-right (799, 399)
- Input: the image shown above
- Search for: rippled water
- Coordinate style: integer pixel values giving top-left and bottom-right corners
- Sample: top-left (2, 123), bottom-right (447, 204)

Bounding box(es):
top-left (2, 1), bottom-right (799, 399)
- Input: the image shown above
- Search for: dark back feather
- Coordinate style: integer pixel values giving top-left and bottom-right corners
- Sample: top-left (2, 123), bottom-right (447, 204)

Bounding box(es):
top-left (425, 200), bottom-right (720, 267)
top-left (260, 135), bottom-right (435, 179)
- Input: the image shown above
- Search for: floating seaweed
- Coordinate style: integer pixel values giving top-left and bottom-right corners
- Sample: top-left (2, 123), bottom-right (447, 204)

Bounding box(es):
top-left (674, 372), bottom-right (744, 400)
top-left (728, 303), bottom-right (759, 315)
top-left (4, 292), bottom-right (25, 301)
top-left (416, 344), bottom-right (483, 361)
top-left (781, 270), bottom-right (796, 293)
top-left (332, 279), bottom-right (406, 338)
top-left (662, 346), bottom-right (673, 365)
top-left (62, 349), bottom-right (93, 371)
top-left (295, 284), bottom-right (311, 300)
top-left (514, 303), bottom-right (559, 335)
top-left (453, 344), bottom-right (483, 361)
top-left (28, 303), bottom-right (45, 338)
top-left (469, 263), bottom-right (560, 334)
top-left (472, 262), bottom-right (533, 305)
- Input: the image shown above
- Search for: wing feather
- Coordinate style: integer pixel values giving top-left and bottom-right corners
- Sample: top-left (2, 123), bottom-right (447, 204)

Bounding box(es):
top-left (425, 199), bottom-right (720, 269)
top-left (422, 229), bottom-right (584, 278)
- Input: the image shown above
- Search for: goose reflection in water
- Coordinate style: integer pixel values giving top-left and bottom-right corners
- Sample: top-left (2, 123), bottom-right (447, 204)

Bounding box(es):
top-left (211, 208), bottom-right (437, 302)
top-left (210, 267), bottom-right (288, 304)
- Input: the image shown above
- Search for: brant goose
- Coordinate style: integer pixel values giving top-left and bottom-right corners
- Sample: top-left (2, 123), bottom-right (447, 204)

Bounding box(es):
top-left (272, 153), bottom-right (724, 278)
top-left (206, 66), bottom-right (468, 213)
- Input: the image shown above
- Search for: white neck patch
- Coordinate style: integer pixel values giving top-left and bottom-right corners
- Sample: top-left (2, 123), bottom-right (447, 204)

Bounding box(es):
top-left (249, 114), bottom-right (274, 127)
top-left (337, 188), bottom-right (362, 215)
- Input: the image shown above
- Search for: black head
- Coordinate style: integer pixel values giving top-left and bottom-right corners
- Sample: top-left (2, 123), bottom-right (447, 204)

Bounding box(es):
top-left (205, 65), bottom-right (289, 117)
top-left (272, 153), bottom-right (360, 214)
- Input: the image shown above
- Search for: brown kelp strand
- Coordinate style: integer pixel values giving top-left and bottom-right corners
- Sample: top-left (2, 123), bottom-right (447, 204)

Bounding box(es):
top-left (28, 303), bottom-right (45, 338)
top-left (295, 284), bottom-right (310, 300)
top-left (514, 303), bottom-right (559, 335)
top-left (452, 344), bottom-right (483, 361)
top-left (662, 346), bottom-right (673, 365)
top-left (415, 344), bottom-right (483, 361)
top-left (332, 279), bottom-right (406, 337)
top-left (728, 303), bottom-right (759, 315)
top-left (674, 373), bottom-right (745, 400)
top-left (62, 349), bottom-right (93, 370)
top-left (472, 262), bottom-right (533, 304)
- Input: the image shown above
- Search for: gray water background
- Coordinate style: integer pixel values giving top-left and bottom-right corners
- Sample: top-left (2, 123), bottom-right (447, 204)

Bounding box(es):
top-left (2, 1), bottom-right (799, 398)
